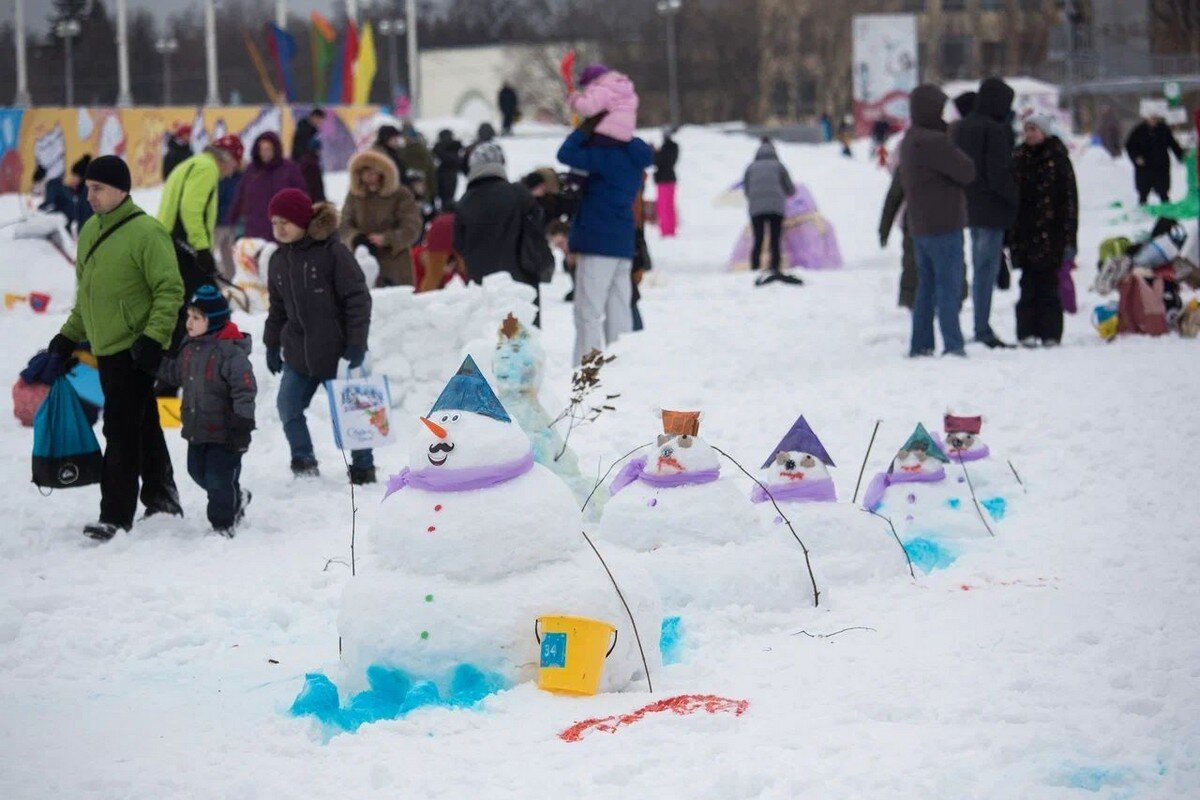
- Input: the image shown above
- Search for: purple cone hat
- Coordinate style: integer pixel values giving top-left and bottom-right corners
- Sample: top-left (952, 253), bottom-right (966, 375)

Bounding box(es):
top-left (761, 415), bottom-right (835, 469)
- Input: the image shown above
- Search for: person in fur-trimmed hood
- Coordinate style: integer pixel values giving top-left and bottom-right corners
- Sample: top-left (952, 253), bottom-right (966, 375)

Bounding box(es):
top-left (263, 189), bottom-right (376, 484)
top-left (339, 148), bottom-right (423, 286)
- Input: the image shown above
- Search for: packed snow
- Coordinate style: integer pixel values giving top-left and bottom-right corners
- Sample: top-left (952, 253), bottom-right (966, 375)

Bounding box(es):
top-left (1, 123), bottom-right (1198, 798)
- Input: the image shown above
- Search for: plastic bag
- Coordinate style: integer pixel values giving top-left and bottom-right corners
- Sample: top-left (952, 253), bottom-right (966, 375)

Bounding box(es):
top-left (324, 370), bottom-right (395, 450)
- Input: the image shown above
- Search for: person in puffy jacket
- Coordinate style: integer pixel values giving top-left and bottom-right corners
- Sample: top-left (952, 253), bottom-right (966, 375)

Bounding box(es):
top-left (557, 112), bottom-right (655, 363)
top-left (953, 76), bottom-right (1018, 348)
top-left (432, 129), bottom-right (464, 210)
top-left (568, 64), bottom-right (639, 142)
top-left (1010, 115), bottom-right (1077, 347)
top-left (157, 286), bottom-right (256, 535)
top-left (39, 154), bottom-right (93, 234)
top-left (742, 139), bottom-right (796, 275)
top-left (898, 84), bottom-right (976, 358)
top-left (229, 132), bottom-right (308, 241)
top-left (1125, 111), bottom-right (1185, 205)
top-left (339, 148), bottom-right (423, 286)
top-left (263, 189), bottom-right (374, 484)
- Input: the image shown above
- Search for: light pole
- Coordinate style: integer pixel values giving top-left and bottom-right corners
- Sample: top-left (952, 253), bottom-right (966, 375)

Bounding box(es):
top-left (405, 0), bottom-right (419, 116)
top-left (13, 0), bottom-right (31, 107)
top-left (656, 0), bottom-right (682, 128)
top-left (116, 0), bottom-right (132, 106)
top-left (155, 36), bottom-right (179, 105)
top-left (55, 17), bottom-right (82, 107)
top-left (378, 18), bottom-right (406, 108)
top-left (204, 0), bottom-right (219, 106)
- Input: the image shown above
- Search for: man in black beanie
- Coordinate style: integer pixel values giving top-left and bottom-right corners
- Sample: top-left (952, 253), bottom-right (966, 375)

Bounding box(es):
top-left (48, 155), bottom-right (186, 541)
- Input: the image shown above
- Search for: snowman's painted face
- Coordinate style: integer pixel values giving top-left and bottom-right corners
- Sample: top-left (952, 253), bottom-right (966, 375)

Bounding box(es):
top-left (892, 446), bottom-right (934, 474)
top-left (945, 432), bottom-right (978, 452)
top-left (651, 434), bottom-right (720, 475)
top-left (765, 450), bottom-right (830, 483)
top-left (412, 410), bottom-right (530, 471)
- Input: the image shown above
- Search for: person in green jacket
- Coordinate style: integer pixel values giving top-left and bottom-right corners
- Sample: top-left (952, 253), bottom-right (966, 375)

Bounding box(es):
top-left (157, 134), bottom-right (243, 347)
top-left (48, 156), bottom-right (186, 541)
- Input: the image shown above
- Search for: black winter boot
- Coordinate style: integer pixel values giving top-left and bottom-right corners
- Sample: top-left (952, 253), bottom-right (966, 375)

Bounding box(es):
top-left (291, 458), bottom-right (320, 478)
top-left (349, 466), bottom-right (377, 485)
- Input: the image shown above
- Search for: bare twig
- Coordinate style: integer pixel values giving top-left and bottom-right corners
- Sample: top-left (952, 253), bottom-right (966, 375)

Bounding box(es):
top-left (1007, 459), bottom-right (1027, 493)
top-left (579, 529), bottom-right (653, 693)
top-left (323, 558), bottom-right (350, 571)
top-left (956, 456), bottom-right (996, 537)
top-left (862, 508), bottom-right (915, 579)
top-left (852, 420), bottom-right (882, 505)
top-left (339, 448), bottom-right (359, 575)
top-left (711, 445), bottom-right (820, 608)
top-left (580, 442), bottom-right (655, 514)
top-left (791, 626), bottom-right (876, 639)
top-left (552, 351), bottom-right (619, 461)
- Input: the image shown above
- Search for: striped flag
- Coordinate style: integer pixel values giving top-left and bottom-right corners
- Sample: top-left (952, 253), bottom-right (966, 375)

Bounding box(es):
top-left (309, 12), bottom-right (337, 103)
top-left (264, 23), bottom-right (298, 102)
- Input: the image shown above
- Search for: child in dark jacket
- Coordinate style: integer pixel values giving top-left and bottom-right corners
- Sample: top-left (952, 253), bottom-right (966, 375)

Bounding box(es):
top-left (158, 286), bottom-right (257, 535)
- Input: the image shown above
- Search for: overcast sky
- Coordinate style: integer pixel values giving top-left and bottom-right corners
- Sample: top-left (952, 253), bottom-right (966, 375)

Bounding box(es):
top-left (6, 1), bottom-right (391, 35)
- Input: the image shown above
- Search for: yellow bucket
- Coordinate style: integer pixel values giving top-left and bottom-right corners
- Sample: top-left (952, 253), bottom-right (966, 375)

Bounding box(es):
top-left (157, 397), bottom-right (183, 429)
top-left (535, 615), bottom-right (617, 696)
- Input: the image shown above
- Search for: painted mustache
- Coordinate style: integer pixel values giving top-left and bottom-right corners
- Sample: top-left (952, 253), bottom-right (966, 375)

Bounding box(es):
top-left (428, 442), bottom-right (455, 453)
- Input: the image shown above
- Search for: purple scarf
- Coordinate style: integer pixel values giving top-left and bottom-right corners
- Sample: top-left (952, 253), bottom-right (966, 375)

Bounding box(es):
top-left (861, 466), bottom-right (946, 511)
top-left (750, 477), bottom-right (837, 504)
top-left (384, 451), bottom-right (535, 499)
top-left (943, 443), bottom-right (990, 463)
top-left (610, 455), bottom-right (720, 496)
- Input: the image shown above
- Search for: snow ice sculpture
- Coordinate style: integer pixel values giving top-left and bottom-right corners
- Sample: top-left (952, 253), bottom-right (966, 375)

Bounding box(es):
top-left (752, 415), bottom-right (837, 504)
top-left (326, 356), bottom-right (659, 721)
top-left (938, 414), bottom-right (1015, 524)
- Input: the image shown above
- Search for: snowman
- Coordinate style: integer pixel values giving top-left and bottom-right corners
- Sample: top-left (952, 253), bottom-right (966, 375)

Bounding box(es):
top-left (939, 414), bottom-right (1016, 523)
top-left (335, 356), bottom-right (660, 703)
top-left (598, 411), bottom-right (809, 613)
top-left (753, 415), bottom-right (911, 585)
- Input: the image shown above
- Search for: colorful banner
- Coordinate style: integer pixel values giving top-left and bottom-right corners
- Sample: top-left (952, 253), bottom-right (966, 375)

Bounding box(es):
top-left (266, 23), bottom-right (299, 102)
top-left (10, 105), bottom-right (382, 193)
top-left (851, 14), bottom-right (918, 137)
top-left (341, 22), bottom-right (359, 105)
top-left (353, 22), bottom-right (377, 106)
top-left (310, 12), bottom-right (337, 103)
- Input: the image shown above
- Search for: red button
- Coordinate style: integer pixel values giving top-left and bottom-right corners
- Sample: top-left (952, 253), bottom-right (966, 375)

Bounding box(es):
top-left (427, 526), bottom-right (436, 533)
top-left (434, 504), bottom-right (443, 512)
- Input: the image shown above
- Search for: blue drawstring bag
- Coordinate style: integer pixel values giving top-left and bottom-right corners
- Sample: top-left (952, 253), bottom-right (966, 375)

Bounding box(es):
top-left (32, 378), bottom-right (102, 489)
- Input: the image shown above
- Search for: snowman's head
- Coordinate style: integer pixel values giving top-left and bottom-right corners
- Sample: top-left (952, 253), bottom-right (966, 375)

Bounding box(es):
top-left (762, 450), bottom-right (831, 484)
top-left (413, 409), bottom-right (529, 471)
top-left (945, 431), bottom-right (979, 452)
top-left (891, 445), bottom-right (937, 475)
top-left (650, 433), bottom-right (720, 475)
top-left (492, 319), bottom-right (543, 394)
top-left (943, 414), bottom-right (983, 454)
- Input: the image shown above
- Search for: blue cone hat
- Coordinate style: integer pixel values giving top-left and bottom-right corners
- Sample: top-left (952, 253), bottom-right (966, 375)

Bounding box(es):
top-left (429, 356), bottom-right (511, 423)
top-left (761, 415), bottom-right (835, 469)
top-left (896, 423), bottom-right (948, 464)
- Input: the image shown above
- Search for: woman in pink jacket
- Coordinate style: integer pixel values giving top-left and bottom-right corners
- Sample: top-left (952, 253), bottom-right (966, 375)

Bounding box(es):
top-left (569, 65), bottom-right (639, 142)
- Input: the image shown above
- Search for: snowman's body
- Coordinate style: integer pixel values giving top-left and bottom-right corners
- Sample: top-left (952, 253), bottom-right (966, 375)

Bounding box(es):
top-left (753, 449), bottom-right (908, 585)
top-left (865, 435), bottom-right (988, 541)
top-left (938, 432), bottom-right (1016, 524)
top-left (339, 360), bottom-right (660, 694)
top-left (598, 431), bottom-right (789, 612)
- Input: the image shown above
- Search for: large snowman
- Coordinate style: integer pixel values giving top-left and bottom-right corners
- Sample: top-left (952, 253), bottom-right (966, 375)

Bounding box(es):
top-left (753, 415), bottom-right (911, 584)
top-left (597, 411), bottom-right (809, 612)
top-left (337, 356), bottom-right (661, 697)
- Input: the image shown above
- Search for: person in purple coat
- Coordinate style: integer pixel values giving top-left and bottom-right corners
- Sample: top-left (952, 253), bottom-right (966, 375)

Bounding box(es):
top-left (229, 131), bottom-right (307, 241)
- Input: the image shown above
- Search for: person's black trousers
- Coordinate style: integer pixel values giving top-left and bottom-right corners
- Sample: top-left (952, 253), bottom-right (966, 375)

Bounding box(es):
top-left (187, 443), bottom-right (243, 529)
top-left (96, 350), bottom-right (179, 529)
top-left (750, 213), bottom-right (783, 271)
top-left (1016, 265), bottom-right (1064, 343)
top-left (1135, 171), bottom-right (1169, 205)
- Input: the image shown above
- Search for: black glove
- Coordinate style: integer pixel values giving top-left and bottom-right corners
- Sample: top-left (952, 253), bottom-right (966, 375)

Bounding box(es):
top-left (344, 346), bottom-right (367, 369)
top-left (130, 335), bottom-right (164, 376)
top-left (196, 249), bottom-right (218, 278)
top-left (48, 333), bottom-right (77, 361)
top-left (266, 348), bottom-right (283, 375)
top-left (227, 416), bottom-right (254, 454)
top-left (578, 111), bottom-right (609, 137)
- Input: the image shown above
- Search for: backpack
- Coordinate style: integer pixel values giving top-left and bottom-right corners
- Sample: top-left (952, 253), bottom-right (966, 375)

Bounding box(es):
top-left (1117, 273), bottom-right (1168, 336)
top-left (32, 378), bottom-right (102, 489)
top-left (1097, 236), bottom-right (1131, 265)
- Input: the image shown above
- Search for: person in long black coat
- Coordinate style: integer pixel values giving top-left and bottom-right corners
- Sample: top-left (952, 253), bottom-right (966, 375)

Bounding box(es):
top-left (1125, 113), bottom-right (1184, 204)
top-left (1010, 115), bottom-right (1078, 347)
top-left (498, 83), bottom-right (519, 135)
top-left (431, 129), bottom-right (464, 210)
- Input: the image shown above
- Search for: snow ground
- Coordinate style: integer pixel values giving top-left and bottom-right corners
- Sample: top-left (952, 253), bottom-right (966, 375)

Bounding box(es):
top-left (1, 126), bottom-right (1198, 799)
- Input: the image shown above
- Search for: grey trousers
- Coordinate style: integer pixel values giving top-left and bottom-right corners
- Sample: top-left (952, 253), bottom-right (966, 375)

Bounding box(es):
top-left (573, 254), bottom-right (633, 364)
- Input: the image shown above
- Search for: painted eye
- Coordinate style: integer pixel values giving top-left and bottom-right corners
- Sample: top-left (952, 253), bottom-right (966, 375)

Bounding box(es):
top-left (784, 459), bottom-right (796, 471)
top-left (451, 414), bottom-right (459, 422)
top-left (440, 415), bottom-right (449, 422)
top-left (800, 454), bottom-right (816, 468)
top-left (662, 447), bottom-right (674, 457)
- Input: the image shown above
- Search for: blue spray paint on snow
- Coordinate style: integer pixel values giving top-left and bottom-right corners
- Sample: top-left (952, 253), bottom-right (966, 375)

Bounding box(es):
top-left (1061, 765), bottom-right (1135, 796)
top-left (981, 496), bottom-right (1007, 521)
top-left (902, 537), bottom-right (958, 573)
top-left (945, 497), bottom-right (962, 510)
top-left (660, 616), bottom-right (684, 665)
top-left (290, 663), bottom-right (506, 734)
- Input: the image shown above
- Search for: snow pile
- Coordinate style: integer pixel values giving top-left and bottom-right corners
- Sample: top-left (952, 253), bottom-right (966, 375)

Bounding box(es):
top-left (368, 273), bottom-right (538, 415)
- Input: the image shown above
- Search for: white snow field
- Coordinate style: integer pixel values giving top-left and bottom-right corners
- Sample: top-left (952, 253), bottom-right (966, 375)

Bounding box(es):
top-left (1, 124), bottom-right (1198, 798)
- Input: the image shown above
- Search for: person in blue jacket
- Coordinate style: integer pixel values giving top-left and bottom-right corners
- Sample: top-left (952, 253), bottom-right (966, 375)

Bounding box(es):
top-left (39, 156), bottom-right (93, 235)
top-left (556, 112), bottom-right (655, 364)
